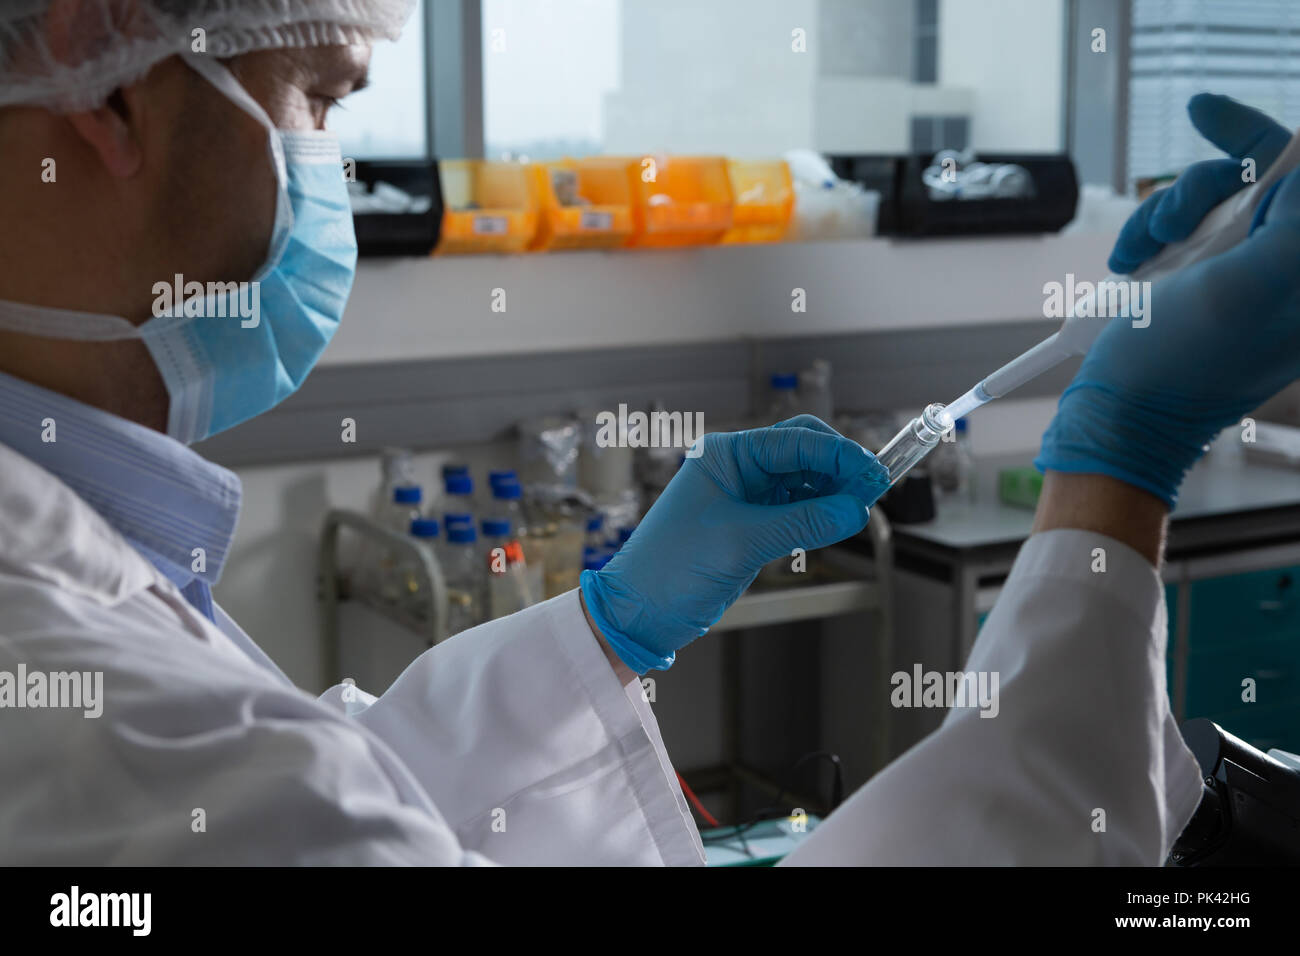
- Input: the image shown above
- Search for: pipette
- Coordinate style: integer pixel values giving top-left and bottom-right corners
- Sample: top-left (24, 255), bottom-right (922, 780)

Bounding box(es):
top-left (875, 126), bottom-right (1300, 487)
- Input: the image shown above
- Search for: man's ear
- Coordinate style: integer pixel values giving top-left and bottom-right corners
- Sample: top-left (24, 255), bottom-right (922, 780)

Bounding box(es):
top-left (64, 92), bottom-right (143, 179)
top-left (45, 0), bottom-right (143, 178)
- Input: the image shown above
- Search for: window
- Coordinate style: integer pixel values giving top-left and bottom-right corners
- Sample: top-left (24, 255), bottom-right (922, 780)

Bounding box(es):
top-left (915, 0), bottom-right (939, 84)
top-left (331, 0), bottom-right (428, 159)
top-left (1128, 0), bottom-right (1300, 181)
top-left (911, 115), bottom-right (970, 152)
top-left (482, 0), bottom-right (1065, 158)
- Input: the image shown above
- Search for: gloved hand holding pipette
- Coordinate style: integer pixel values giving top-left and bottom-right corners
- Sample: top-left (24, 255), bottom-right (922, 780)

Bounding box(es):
top-left (1038, 95), bottom-right (1300, 507)
top-left (582, 415), bottom-right (889, 673)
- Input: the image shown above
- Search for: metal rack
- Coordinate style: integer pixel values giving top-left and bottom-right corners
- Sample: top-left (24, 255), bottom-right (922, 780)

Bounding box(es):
top-left (318, 508), bottom-right (449, 685)
top-left (318, 505), bottom-right (895, 823)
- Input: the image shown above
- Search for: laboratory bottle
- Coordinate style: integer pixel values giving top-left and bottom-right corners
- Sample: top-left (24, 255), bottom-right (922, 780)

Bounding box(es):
top-left (401, 517), bottom-right (441, 618)
top-left (442, 472), bottom-right (477, 530)
top-left (952, 418), bottom-right (975, 501)
top-left (932, 418), bottom-right (974, 501)
top-left (488, 477), bottom-right (528, 534)
top-left (768, 373), bottom-right (801, 421)
top-left (487, 480), bottom-right (545, 607)
top-left (799, 359), bottom-right (834, 422)
top-left (375, 485), bottom-right (423, 605)
top-left (481, 517), bottom-right (536, 618)
top-left (443, 523), bottom-right (486, 636)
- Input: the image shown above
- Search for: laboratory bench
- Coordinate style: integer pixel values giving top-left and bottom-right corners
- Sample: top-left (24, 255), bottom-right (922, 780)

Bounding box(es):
top-left (891, 454), bottom-right (1300, 754)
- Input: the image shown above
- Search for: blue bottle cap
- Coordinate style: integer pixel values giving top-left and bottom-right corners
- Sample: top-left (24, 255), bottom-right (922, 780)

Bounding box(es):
top-left (481, 518), bottom-right (511, 537)
top-left (618, 527), bottom-right (634, 544)
top-left (445, 473), bottom-right (474, 495)
top-left (393, 485), bottom-right (422, 504)
top-left (441, 463), bottom-right (470, 478)
top-left (409, 517), bottom-right (440, 537)
top-left (582, 547), bottom-right (609, 572)
top-left (585, 513), bottom-right (604, 532)
top-left (489, 469), bottom-right (517, 487)
top-left (955, 418), bottom-right (968, 433)
top-left (771, 373), bottom-right (798, 390)
top-left (448, 524), bottom-right (478, 544)
top-left (444, 512), bottom-right (474, 527)
top-left (493, 480), bottom-right (523, 500)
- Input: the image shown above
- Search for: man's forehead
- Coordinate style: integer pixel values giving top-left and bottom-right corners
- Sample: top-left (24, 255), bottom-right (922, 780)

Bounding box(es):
top-left (235, 43), bottom-right (373, 88)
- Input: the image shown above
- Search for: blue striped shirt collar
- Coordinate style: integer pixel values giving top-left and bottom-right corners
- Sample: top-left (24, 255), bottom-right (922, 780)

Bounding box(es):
top-left (0, 371), bottom-right (241, 588)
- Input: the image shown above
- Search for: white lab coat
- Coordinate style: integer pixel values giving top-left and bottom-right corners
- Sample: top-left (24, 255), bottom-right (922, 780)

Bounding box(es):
top-left (0, 441), bottom-right (1202, 864)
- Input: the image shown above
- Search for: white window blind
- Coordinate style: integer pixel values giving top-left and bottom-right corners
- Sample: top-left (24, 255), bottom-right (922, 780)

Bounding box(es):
top-left (1129, 0), bottom-right (1300, 181)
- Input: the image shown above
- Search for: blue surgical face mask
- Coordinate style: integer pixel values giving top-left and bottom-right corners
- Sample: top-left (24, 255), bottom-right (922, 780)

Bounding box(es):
top-left (0, 54), bottom-right (357, 444)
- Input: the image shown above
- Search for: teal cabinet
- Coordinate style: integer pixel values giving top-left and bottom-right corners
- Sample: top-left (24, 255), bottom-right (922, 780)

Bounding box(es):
top-left (1178, 566), bottom-right (1300, 753)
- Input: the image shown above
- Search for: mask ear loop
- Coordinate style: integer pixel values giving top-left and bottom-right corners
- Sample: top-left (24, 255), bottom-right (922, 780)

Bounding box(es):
top-left (180, 52), bottom-right (294, 273)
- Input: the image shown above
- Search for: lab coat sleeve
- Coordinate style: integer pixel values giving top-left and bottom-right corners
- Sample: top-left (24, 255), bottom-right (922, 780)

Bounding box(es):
top-left (781, 528), bottom-right (1205, 865)
top-left (322, 590), bottom-right (706, 866)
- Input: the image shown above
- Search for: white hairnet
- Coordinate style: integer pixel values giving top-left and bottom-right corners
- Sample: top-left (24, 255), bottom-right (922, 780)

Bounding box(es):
top-left (0, 0), bottom-right (417, 112)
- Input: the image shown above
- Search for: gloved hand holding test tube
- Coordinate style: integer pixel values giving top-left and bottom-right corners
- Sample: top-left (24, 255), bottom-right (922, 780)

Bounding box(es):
top-left (875, 117), bottom-right (1300, 488)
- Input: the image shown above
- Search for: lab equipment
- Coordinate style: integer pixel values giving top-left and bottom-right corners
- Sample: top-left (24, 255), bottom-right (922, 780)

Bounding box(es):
top-left (875, 112), bottom-right (1300, 492)
top-left (399, 517), bottom-right (441, 614)
top-left (922, 149), bottom-right (1035, 201)
top-left (954, 119), bottom-right (1300, 424)
top-left (783, 149), bottom-right (880, 240)
top-left (442, 473), bottom-right (477, 530)
top-left (874, 404), bottom-right (953, 487)
top-left (519, 416), bottom-right (581, 491)
top-left (1170, 719), bottom-right (1300, 865)
top-left (998, 467), bottom-right (1043, 510)
top-left (931, 418), bottom-right (973, 500)
top-left (1038, 101), bottom-right (1300, 505)
top-left (799, 359), bottom-right (834, 422)
top-left (768, 373), bottom-right (801, 419)
top-left (349, 160), bottom-right (443, 256)
top-left (442, 523), bottom-right (486, 636)
top-left (376, 486), bottom-right (424, 605)
top-left (827, 152), bottom-right (1076, 236)
top-left (581, 418), bottom-right (887, 673)
top-left (481, 518), bottom-right (537, 618)
top-left (531, 158), bottom-right (635, 251)
top-left (436, 160), bottom-right (539, 254)
top-left (722, 159), bottom-right (795, 244)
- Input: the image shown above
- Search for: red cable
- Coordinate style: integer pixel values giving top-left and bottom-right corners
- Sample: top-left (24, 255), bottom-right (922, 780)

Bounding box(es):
top-left (677, 772), bottom-right (721, 828)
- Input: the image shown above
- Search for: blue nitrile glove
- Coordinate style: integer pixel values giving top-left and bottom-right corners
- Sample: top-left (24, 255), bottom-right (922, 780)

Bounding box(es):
top-left (1107, 94), bottom-right (1292, 274)
top-left (580, 415), bottom-right (890, 673)
top-left (1037, 94), bottom-right (1300, 507)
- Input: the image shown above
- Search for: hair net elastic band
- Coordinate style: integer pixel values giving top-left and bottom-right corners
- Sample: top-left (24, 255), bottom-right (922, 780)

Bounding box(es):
top-left (0, 0), bottom-right (416, 113)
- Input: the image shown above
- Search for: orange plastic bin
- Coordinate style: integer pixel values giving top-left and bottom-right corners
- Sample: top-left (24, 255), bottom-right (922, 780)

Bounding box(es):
top-left (723, 159), bottom-right (794, 243)
top-left (531, 159), bottom-right (635, 251)
top-left (626, 155), bottom-right (734, 248)
top-left (436, 160), bottom-right (538, 254)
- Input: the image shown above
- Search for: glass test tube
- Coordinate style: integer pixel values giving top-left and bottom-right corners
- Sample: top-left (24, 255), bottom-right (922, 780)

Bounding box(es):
top-left (875, 403), bottom-right (953, 486)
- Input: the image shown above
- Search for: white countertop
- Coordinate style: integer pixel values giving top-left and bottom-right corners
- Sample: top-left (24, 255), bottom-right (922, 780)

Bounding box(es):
top-left (896, 454), bottom-right (1300, 550)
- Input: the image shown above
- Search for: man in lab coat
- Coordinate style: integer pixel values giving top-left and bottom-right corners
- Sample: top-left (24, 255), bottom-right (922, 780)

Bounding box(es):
top-left (0, 3), bottom-right (1297, 864)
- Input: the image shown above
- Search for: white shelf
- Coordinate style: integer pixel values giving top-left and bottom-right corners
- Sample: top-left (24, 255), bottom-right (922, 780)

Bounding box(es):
top-left (325, 232), bottom-right (1115, 366)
